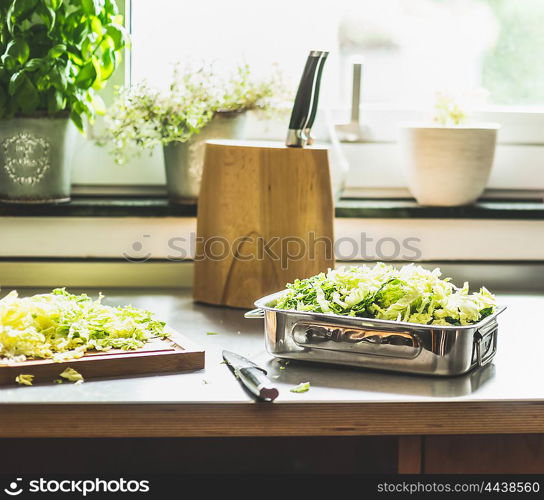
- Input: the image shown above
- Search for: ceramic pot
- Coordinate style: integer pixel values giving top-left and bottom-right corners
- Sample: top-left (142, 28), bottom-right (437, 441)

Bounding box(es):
top-left (399, 124), bottom-right (499, 206)
top-left (323, 109), bottom-right (350, 202)
top-left (0, 117), bottom-right (74, 204)
top-left (163, 112), bottom-right (248, 203)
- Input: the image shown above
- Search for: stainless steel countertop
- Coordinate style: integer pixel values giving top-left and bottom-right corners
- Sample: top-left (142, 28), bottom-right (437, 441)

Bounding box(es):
top-left (1, 288), bottom-right (543, 404)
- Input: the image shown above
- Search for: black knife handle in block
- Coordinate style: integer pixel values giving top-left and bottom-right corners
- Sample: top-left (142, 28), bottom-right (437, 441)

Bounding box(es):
top-left (239, 367), bottom-right (279, 401)
top-left (304, 53), bottom-right (328, 141)
top-left (286, 50), bottom-right (329, 148)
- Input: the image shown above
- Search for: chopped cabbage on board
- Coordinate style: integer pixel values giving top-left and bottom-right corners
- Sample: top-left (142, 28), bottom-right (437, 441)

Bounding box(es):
top-left (59, 367), bottom-right (84, 384)
top-left (15, 374), bottom-right (34, 386)
top-left (274, 263), bottom-right (496, 326)
top-left (0, 288), bottom-right (168, 363)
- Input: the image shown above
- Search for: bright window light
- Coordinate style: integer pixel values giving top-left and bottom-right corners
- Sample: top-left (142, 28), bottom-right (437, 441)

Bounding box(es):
top-left (130, 0), bottom-right (544, 108)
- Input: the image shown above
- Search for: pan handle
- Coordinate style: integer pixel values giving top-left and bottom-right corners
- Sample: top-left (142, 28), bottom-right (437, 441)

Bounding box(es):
top-left (474, 327), bottom-right (498, 367)
top-left (291, 322), bottom-right (421, 359)
top-left (244, 308), bottom-right (265, 319)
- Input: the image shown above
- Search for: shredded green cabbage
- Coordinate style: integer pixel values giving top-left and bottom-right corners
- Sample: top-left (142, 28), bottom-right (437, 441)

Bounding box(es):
top-left (15, 374), bottom-right (34, 386)
top-left (290, 382), bottom-right (311, 393)
top-left (0, 288), bottom-right (168, 363)
top-left (59, 367), bottom-right (84, 384)
top-left (274, 263), bottom-right (496, 326)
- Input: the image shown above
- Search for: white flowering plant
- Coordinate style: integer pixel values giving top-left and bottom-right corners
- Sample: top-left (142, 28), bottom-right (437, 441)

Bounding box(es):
top-left (101, 62), bottom-right (288, 164)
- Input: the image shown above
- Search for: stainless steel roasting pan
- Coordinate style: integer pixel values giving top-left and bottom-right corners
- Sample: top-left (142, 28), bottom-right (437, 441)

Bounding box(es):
top-left (246, 291), bottom-right (506, 377)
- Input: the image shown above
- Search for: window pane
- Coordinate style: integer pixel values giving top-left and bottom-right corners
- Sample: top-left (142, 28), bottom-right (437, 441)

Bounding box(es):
top-left (130, 0), bottom-right (343, 97)
top-left (482, 0), bottom-right (544, 105)
top-left (131, 0), bottom-right (544, 107)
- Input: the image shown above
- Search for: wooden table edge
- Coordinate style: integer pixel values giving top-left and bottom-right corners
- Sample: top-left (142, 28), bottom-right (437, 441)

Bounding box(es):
top-left (2, 401), bottom-right (544, 438)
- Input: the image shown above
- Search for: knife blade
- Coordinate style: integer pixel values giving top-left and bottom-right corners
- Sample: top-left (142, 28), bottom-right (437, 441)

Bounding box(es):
top-left (285, 50), bottom-right (329, 148)
top-left (222, 350), bottom-right (279, 402)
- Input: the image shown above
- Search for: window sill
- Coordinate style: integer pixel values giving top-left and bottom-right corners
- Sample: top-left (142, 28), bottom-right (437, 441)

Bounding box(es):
top-left (0, 196), bottom-right (197, 218)
top-left (1, 196), bottom-right (543, 262)
top-left (337, 198), bottom-right (544, 220)
top-left (1, 196), bottom-right (544, 220)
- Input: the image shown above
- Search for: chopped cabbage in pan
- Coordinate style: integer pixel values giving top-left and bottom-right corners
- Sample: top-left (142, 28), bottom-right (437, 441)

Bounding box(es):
top-left (274, 263), bottom-right (496, 326)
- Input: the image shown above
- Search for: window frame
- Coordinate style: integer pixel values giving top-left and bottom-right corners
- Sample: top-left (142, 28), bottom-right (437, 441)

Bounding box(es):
top-left (73, 0), bottom-right (544, 198)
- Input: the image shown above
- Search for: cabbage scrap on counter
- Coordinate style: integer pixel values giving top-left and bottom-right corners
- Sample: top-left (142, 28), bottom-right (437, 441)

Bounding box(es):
top-left (0, 288), bottom-right (168, 363)
top-left (274, 263), bottom-right (496, 326)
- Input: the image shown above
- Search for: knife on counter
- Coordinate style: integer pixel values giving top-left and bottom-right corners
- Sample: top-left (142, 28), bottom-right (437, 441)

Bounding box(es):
top-left (285, 50), bottom-right (329, 148)
top-left (222, 350), bottom-right (279, 402)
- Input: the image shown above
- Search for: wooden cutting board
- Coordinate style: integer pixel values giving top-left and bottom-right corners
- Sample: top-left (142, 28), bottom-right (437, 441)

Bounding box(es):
top-left (0, 334), bottom-right (204, 386)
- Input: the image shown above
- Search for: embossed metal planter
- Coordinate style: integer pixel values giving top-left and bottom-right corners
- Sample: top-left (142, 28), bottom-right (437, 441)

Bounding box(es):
top-left (0, 117), bottom-right (73, 204)
top-left (163, 112), bottom-right (248, 203)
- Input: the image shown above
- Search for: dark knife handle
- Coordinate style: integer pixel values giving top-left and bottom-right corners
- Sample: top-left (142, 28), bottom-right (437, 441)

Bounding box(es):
top-left (239, 366), bottom-right (279, 401)
top-left (304, 53), bottom-right (328, 141)
top-left (286, 50), bottom-right (329, 147)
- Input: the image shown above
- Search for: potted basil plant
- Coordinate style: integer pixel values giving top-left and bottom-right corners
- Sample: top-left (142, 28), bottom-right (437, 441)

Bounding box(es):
top-left (102, 63), bottom-right (286, 203)
top-left (0, 0), bottom-right (127, 203)
top-left (399, 93), bottom-right (499, 206)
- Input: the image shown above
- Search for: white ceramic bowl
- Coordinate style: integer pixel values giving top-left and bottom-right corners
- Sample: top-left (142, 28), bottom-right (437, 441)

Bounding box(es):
top-left (399, 123), bottom-right (499, 206)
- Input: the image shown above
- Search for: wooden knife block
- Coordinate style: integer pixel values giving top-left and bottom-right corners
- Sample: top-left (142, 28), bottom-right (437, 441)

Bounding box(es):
top-left (193, 140), bottom-right (335, 308)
